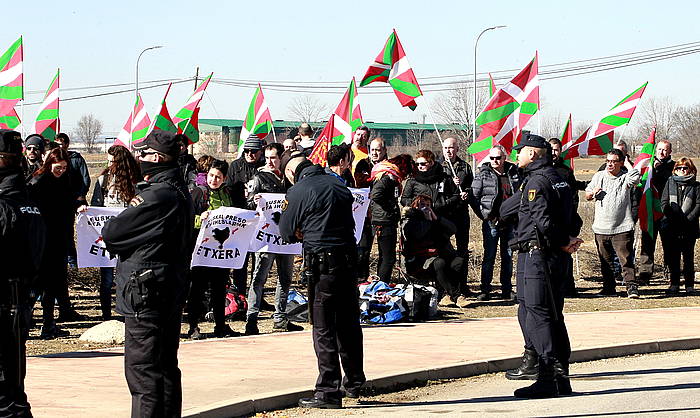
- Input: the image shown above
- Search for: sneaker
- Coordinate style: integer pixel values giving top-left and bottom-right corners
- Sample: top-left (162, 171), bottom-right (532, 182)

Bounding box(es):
top-left (213, 324), bottom-right (241, 338)
top-left (666, 285), bottom-right (681, 295)
top-left (686, 287), bottom-right (696, 296)
top-left (245, 320), bottom-right (259, 336)
top-left (438, 295), bottom-right (457, 308)
top-left (40, 324), bottom-right (70, 340)
top-left (456, 295), bottom-right (470, 308)
top-left (273, 319), bottom-right (304, 332)
top-left (476, 293), bottom-right (490, 302)
top-left (626, 285), bottom-right (640, 299)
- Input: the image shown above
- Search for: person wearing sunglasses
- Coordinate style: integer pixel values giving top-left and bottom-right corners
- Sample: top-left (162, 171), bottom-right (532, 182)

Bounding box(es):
top-left (660, 157), bottom-right (700, 295)
top-left (471, 145), bottom-right (521, 302)
top-left (585, 148), bottom-right (641, 298)
top-left (23, 134), bottom-right (45, 182)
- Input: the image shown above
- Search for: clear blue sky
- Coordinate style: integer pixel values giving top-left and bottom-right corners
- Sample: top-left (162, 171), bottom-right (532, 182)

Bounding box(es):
top-left (4, 0), bottom-right (699, 137)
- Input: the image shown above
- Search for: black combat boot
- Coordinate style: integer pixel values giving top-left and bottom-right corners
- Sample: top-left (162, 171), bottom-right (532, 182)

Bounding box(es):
top-left (505, 348), bottom-right (539, 380)
top-left (514, 359), bottom-right (558, 399)
top-left (554, 360), bottom-right (572, 395)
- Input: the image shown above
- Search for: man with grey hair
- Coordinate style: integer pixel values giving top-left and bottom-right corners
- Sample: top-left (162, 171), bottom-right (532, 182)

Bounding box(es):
top-left (442, 137), bottom-right (474, 295)
top-left (471, 145), bottom-right (521, 301)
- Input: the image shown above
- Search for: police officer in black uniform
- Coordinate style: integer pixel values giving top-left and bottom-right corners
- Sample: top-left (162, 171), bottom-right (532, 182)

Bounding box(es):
top-left (279, 151), bottom-right (365, 409)
top-left (0, 129), bottom-right (45, 417)
top-left (102, 131), bottom-right (194, 417)
top-left (502, 133), bottom-right (583, 399)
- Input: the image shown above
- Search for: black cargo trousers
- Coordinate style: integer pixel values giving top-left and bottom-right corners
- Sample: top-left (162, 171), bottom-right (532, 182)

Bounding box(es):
top-left (308, 247), bottom-right (366, 402)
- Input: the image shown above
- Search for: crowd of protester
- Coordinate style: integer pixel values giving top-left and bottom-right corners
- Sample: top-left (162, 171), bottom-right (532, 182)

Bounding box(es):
top-left (14, 126), bottom-right (698, 340)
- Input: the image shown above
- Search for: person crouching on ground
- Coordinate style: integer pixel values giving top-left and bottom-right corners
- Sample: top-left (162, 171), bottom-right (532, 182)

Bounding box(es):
top-left (400, 194), bottom-right (468, 308)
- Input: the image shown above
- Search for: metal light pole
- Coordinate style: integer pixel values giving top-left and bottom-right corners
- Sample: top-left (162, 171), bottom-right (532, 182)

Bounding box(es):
top-left (473, 26), bottom-right (506, 151)
top-left (135, 45), bottom-right (163, 100)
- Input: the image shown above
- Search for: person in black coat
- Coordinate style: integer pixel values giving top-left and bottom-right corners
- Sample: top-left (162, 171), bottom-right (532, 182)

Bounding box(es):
top-left (660, 157), bottom-right (700, 295)
top-left (28, 147), bottom-right (82, 338)
top-left (400, 194), bottom-right (468, 308)
top-left (102, 131), bottom-right (194, 417)
top-left (0, 130), bottom-right (46, 417)
top-left (400, 149), bottom-right (460, 217)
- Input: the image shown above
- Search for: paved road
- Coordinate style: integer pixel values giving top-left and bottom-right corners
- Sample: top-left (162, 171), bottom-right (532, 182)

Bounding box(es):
top-left (272, 349), bottom-right (700, 417)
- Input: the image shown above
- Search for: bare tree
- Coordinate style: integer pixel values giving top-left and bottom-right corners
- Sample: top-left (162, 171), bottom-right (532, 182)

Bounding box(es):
top-left (431, 83), bottom-right (488, 144)
top-left (632, 96), bottom-right (679, 145)
top-left (76, 114), bottom-right (103, 152)
top-left (287, 95), bottom-right (330, 123)
top-left (673, 103), bottom-right (700, 155)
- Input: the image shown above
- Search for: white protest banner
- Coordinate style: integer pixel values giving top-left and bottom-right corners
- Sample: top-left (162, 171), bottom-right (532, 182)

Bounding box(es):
top-left (191, 206), bottom-right (259, 269)
top-left (248, 193), bottom-right (302, 255)
top-left (76, 207), bottom-right (125, 268)
top-left (349, 187), bottom-right (370, 243)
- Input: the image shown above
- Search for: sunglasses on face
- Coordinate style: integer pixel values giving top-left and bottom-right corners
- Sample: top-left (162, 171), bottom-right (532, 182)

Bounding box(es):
top-left (243, 149), bottom-right (259, 154)
top-left (676, 166), bottom-right (689, 171)
top-left (489, 156), bottom-right (503, 161)
top-left (26, 146), bottom-right (40, 152)
top-left (416, 161), bottom-right (429, 166)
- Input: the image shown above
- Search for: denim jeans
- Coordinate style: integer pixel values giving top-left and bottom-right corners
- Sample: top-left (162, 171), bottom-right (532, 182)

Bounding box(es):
top-left (480, 220), bottom-right (514, 294)
top-left (247, 252), bottom-right (294, 322)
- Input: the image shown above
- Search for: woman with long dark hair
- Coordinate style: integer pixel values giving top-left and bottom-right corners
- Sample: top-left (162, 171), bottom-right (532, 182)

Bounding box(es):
top-left (29, 147), bottom-right (80, 338)
top-left (661, 157), bottom-right (700, 295)
top-left (82, 145), bottom-right (141, 319)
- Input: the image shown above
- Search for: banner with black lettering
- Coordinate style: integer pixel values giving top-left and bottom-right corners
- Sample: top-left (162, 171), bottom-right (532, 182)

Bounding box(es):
top-left (191, 207), bottom-right (259, 269)
top-left (76, 207), bottom-right (125, 268)
top-left (349, 187), bottom-right (370, 243)
top-left (248, 193), bottom-right (302, 255)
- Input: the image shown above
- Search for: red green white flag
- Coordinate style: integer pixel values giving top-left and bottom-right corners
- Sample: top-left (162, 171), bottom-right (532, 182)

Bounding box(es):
top-left (173, 73), bottom-right (212, 144)
top-left (331, 78), bottom-right (363, 145)
top-left (34, 69), bottom-right (60, 141)
top-left (566, 82), bottom-right (647, 158)
top-left (468, 53), bottom-right (539, 164)
top-left (309, 114), bottom-right (338, 167)
top-left (148, 83), bottom-right (177, 135)
top-left (237, 83), bottom-right (273, 156)
top-left (0, 37), bottom-right (23, 116)
top-left (633, 126), bottom-right (656, 182)
top-left (488, 72), bottom-right (496, 97)
top-left (0, 107), bottom-right (20, 129)
top-left (359, 29), bottom-right (423, 110)
top-left (131, 93), bottom-right (151, 145)
top-left (637, 127), bottom-right (662, 238)
top-left (114, 111), bottom-right (133, 148)
top-left (559, 114), bottom-right (573, 168)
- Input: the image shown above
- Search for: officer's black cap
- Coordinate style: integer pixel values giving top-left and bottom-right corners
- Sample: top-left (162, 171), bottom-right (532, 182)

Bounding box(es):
top-left (0, 129), bottom-right (23, 155)
top-left (513, 132), bottom-right (548, 150)
top-left (133, 130), bottom-right (181, 157)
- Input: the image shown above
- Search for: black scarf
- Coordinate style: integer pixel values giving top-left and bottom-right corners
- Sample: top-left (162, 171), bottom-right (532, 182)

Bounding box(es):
top-left (140, 160), bottom-right (178, 179)
top-left (414, 163), bottom-right (444, 184)
top-left (669, 174), bottom-right (696, 215)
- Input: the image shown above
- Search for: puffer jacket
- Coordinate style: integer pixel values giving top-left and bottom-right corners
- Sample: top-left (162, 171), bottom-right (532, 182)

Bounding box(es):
top-left (471, 161), bottom-right (521, 220)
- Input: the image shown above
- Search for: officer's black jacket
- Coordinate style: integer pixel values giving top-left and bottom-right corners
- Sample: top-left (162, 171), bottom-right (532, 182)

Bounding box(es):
top-left (0, 171), bottom-right (45, 302)
top-left (279, 164), bottom-right (355, 252)
top-left (28, 171), bottom-right (76, 255)
top-left (510, 158), bottom-right (574, 250)
top-left (102, 166), bottom-right (194, 318)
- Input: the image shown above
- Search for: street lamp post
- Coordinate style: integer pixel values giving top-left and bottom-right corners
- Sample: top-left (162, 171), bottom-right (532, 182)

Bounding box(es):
top-left (135, 45), bottom-right (163, 101)
top-left (473, 26), bottom-right (506, 153)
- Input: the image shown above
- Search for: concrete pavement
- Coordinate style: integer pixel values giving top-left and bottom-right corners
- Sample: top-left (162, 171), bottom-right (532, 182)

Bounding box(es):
top-left (25, 307), bottom-right (700, 417)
